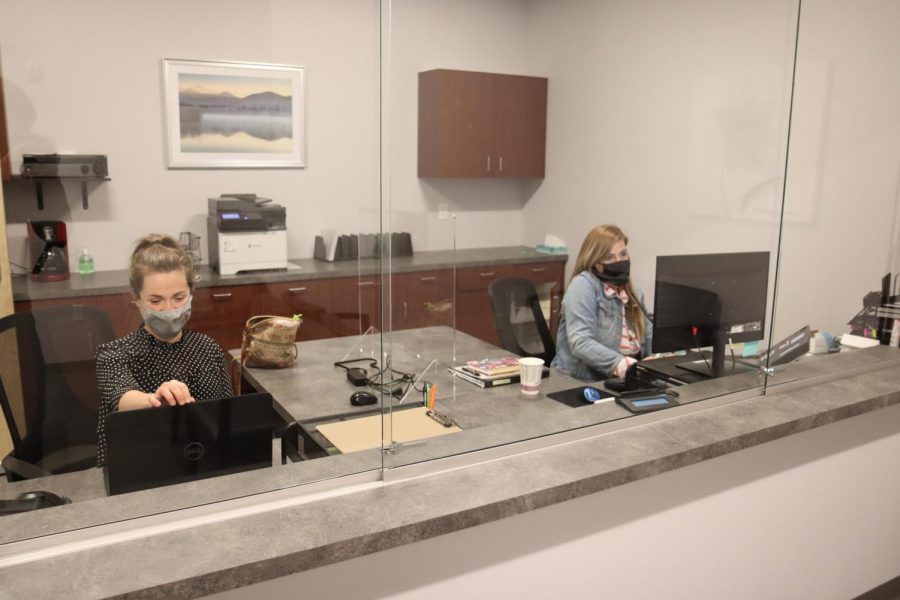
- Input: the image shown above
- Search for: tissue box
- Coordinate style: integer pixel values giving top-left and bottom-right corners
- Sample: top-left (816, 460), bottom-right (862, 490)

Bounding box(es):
top-left (536, 244), bottom-right (568, 255)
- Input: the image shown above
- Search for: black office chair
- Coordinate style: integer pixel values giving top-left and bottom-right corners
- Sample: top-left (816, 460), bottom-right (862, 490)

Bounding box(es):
top-left (0, 305), bottom-right (115, 481)
top-left (487, 278), bottom-right (556, 363)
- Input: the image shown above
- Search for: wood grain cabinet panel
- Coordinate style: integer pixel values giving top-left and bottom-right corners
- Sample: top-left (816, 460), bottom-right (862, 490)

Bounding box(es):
top-left (258, 280), bottom-right (341, 342)
top-left (454, 261), bottom-right (566, 347)
top-left (190, 285), bottom-right (259, 352)
top-left (327, 276), bottom-right (382, 338)
top-left (391, 270), bottom-right (454, 331)
top-left (516, 262), bottom-right (566, 340)
top-left (492, 74), bottom-right (548, 178)
top-left (454, 264), bottom-right (520, 346)
top-left (13, 258), bottom-right (565, 352)
top-left (456, 264), bottom-right (520, 292)
top-left (418, 69), bottom-right (547, 178)
top-left (15, 293), bottom-right (139, 338)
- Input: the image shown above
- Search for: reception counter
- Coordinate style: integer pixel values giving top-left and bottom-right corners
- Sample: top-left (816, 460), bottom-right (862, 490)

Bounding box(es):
top-left (2, 346), bottom-right (900, 597)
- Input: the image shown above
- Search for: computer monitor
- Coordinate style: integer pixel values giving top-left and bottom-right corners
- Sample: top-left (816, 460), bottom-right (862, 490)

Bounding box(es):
top-left (651, 251), bottom-right (770, 378)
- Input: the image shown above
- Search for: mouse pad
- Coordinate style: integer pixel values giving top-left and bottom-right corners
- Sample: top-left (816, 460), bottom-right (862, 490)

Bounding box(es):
top-left (547, 386), bottom-right (615, 408)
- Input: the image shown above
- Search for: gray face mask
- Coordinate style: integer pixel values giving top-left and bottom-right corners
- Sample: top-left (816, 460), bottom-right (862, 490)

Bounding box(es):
top-left (138, 297), bottom-right (192, 340)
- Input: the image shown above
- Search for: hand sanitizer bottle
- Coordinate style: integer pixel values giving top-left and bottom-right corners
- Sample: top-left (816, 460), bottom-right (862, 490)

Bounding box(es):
top-left (78, 247), bottom-right (94, 275)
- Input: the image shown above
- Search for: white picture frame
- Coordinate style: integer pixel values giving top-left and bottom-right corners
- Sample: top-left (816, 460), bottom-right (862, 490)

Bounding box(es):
top-left (162, 58), bottom-right (305, 169)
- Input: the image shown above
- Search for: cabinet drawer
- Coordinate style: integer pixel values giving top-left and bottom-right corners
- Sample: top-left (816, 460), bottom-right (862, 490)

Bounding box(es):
top-left (515, 261), bottom-right (564, 286)
top-left (328, 276), bottom-right (382, 337)
top-left (391, 270), bottom-right (453, 300)
top-left (191, 285), bottom-right (259, 352)
top-left (258, 280), bottom-right (336, 341)
top-left (391, 270), bottom-right (453, 329)
top-left (456, 264), bottom-right (519, 292)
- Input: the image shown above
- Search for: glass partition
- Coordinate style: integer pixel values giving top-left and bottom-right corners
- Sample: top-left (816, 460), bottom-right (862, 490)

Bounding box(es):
top-left (381, 0), bottom-right (798, 471)
top-left (5, 0), bottom-right (883, 549)
top-left (0, 0), bottom-right (386, 543)
top-left (765, 0), bottom-right (900, 389)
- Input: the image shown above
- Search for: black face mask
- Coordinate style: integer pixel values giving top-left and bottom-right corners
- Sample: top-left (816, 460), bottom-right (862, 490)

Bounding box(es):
top-left (593, 260), bottom-right (630, 286)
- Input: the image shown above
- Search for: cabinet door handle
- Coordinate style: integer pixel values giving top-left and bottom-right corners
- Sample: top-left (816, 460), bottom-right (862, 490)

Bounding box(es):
top-left (419, 276), bottom-right (437, 282)
top-left (531, 267), bottom-right (546, 273)
top-left (499, 156), bottom-right (503, 172)
top-left (288, 287), bottom-right (307, 294)
top-left (403, 301), bottom-right (408, 319)
top-left (479, 272), bottom-right (496, 278)
top-left (358, 281), bottom-right (375, 287)
top-left (212, 293), bottom-right (232, 300)
top-left (486, 155), bottom-right (491, 172)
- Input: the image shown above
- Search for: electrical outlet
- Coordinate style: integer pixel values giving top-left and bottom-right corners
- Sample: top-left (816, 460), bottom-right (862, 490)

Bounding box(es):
top-left (438, 203), bottom-right (448, 220)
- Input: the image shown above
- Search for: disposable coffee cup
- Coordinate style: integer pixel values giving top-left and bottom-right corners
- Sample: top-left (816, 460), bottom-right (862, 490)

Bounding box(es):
top-left (519, 357), bottom-right (545, 395)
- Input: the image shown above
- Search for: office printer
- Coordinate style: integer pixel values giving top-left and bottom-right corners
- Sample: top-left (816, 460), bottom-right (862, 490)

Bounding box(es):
top-left (207, 194), bottom-right (288, 275)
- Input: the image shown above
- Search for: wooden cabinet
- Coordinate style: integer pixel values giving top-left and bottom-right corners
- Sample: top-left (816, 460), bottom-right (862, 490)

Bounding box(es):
top-left (515, 262), bottom-right (565, 339)
top-left (190, 285), bottom-right (260, 352)
top-left (13, 257), bottom-right (565, 352)
top-left (418, 69), bottom-right (548, 178)
top-left (390, 270), bottom-right (454, 330)
top-left (258, 280), bottom-right (339, 342)
top-left (15, 293), bottom-right (139, 338)
top-left (258, 278), bottom-right (379, 341)
top-left (327, 275), bottom-right (382, 337)
top-left (454, 262), bottom-right (565, 346)
top-left (455, 264), bottom-right (520, 346)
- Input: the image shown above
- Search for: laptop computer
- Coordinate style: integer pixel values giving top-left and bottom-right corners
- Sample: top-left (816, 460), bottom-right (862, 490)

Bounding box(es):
top-left (104, 392), bottom-right (275, 496)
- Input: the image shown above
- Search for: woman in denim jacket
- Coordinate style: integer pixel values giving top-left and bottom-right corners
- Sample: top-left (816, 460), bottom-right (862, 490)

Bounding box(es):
top-left (551, 224), bottom-right (652, 382)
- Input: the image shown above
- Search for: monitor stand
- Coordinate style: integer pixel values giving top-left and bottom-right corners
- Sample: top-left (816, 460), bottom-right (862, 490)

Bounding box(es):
top-left (675, 330), bottom-right (759, 379)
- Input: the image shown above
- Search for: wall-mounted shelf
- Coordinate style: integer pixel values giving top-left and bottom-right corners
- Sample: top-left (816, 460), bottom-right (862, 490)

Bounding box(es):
top-left (13, 175), bottom-right (110, 210)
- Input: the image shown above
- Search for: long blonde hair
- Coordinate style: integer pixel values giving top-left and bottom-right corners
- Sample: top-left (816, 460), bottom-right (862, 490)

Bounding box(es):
top-left (572, 224), bottom-right (645, 341)
top-left (128, 233), bottom-right (195, 296)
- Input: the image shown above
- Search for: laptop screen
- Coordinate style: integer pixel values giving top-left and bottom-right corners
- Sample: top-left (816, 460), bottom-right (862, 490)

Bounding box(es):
top-left (104, 392), bottom-right (275, 496)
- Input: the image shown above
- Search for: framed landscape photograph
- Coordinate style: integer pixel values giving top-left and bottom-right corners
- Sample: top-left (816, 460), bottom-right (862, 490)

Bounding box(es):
top-left (162, 58), bottom-right (305, 168)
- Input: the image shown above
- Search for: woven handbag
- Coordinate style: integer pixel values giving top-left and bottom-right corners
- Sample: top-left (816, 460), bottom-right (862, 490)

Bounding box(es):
top-left (240, 315), bottom-right (301, 369)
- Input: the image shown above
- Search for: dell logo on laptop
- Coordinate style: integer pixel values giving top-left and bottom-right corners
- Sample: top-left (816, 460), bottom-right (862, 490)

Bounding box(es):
top-left (184, 442), bottom-right (205, 461)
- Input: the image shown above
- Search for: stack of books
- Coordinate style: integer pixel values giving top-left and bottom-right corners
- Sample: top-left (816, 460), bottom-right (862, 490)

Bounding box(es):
top-left (448, 357), bottom-right (548, 388)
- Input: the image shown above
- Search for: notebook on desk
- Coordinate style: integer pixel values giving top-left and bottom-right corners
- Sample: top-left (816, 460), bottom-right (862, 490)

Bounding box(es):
top-left (104, 393), bottom-right (275, 496)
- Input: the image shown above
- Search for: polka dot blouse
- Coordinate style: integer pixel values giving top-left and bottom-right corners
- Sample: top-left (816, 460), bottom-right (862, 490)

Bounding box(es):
top-left (95, 327), bottom-right (233, 466)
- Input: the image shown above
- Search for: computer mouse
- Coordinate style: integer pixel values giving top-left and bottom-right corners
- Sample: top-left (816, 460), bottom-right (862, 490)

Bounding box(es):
top-left (583, 386), bottom-right (603, 402)
top-left (350, 391), bottom-right (378, 406)
top-left (16, 491), bottom-right (70, 506)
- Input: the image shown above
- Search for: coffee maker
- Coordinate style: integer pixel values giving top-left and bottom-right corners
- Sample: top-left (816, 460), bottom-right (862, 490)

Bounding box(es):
top-left (28, 221), bottom-right (70, 281)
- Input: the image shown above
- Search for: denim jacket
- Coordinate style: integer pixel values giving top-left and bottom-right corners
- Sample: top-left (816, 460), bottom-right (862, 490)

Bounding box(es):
top-left (551, 271), bottom-right (652, 382)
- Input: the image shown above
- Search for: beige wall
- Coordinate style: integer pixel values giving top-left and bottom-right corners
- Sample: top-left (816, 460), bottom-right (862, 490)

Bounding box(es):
top-left (1, 0), bottom-right (382, 271)
top-left (522, 0), bottom-right (900, 340)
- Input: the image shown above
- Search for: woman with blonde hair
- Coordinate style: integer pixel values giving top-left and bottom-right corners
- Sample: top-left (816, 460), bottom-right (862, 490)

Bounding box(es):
top-left (551, 224), bottom-right (652, 382)
top-left (95, 234), bottom-right (233, 465)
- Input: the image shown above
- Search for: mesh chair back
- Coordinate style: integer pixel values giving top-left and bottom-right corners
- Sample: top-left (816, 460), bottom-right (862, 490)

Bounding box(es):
top-left (487, 278), bottom-right (556, 363)
top-left (0, 305), bottom-right (115, 479)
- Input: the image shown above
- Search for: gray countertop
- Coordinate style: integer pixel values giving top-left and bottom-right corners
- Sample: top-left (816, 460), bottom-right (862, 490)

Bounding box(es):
top-left (3, 345), bottom-right (900, 598)
top-left (13, 246), bottom-right (566, 301)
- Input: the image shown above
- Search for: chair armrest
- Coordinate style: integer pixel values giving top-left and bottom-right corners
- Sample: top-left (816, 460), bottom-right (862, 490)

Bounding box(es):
top-left (2, 455), bottom-right (52, 481)
top-left (37, 445), bottom-right (97, 474)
